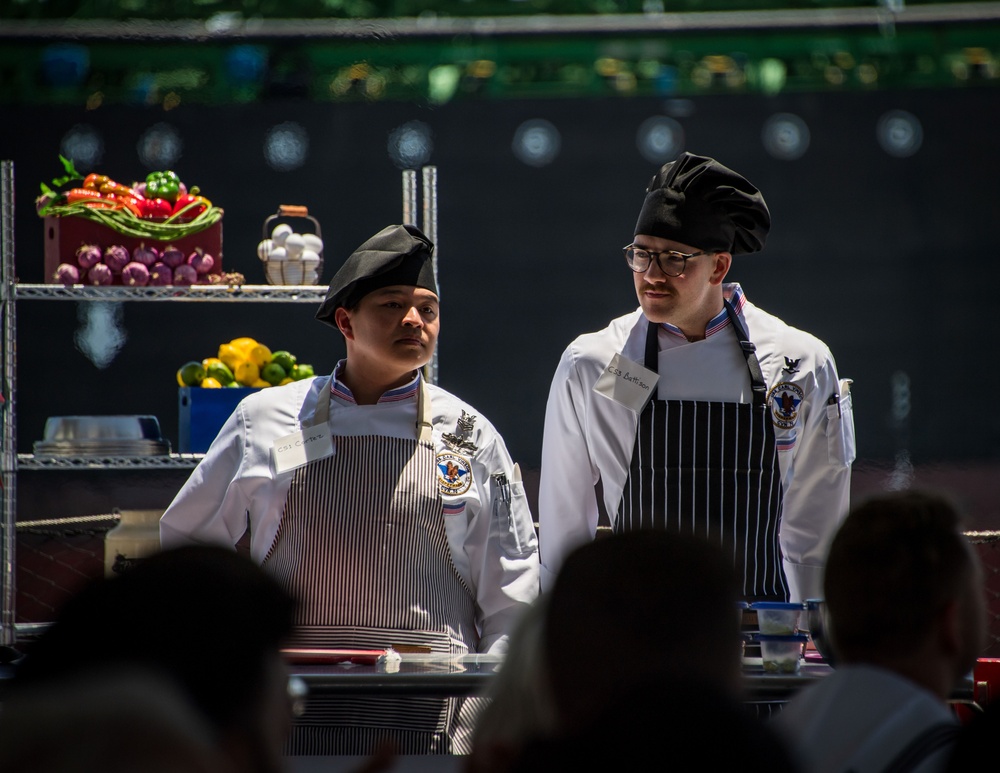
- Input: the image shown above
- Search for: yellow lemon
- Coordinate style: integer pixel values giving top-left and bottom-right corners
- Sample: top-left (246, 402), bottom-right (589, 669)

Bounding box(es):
top-left (235, 361), bottom-right (260, 386)
top-left (218, 343), bottom-right (246, 371)
top-left (279, 377), bottom-right (295, 385)
top-left (202, 356), bottom-right (224, 370)
top-left (201, 376), bottom-right (223, 388)
top-left (249, 344), bottom-right (272, 369)
top-left (250, 378), bottom-right (271, 388)
top-left (230, 337), bottom-right (259, 356)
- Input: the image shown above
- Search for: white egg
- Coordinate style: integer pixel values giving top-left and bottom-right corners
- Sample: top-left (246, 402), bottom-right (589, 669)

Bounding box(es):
top-left (267, 246), bottom-right (288, 262)
top-left (270, 223), bottom-right (293, 246)
top-left (300, 249), bottom-right (320, 266)
top-left (257, 239), bottom-right (273, 261)
top-left (302, 233), bottom-right (324, 254)
top-left (304, 269), bottom-right (319, 284)
top-left (284, 233), bottom-right (305, 259)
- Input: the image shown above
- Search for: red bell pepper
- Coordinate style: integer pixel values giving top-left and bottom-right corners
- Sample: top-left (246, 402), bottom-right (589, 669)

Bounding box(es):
top-left (171, 193), bottom-right (210, 220)
top-left (140, 198), bottom-right (173, 218)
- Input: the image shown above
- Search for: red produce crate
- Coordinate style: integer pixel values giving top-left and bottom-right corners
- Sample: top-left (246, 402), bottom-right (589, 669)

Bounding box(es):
top-left (43, 214), bottom-right (224, 285)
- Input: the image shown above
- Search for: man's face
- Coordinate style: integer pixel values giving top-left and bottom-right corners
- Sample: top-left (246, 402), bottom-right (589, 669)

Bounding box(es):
top-left (631, 234), bottom-right (730, 328)
top-left (337, 284), bottom-right (440, 377)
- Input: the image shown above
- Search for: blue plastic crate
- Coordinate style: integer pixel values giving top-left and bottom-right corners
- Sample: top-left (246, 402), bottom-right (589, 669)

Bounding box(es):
top-left (178, 387), bottom-right (261, 453)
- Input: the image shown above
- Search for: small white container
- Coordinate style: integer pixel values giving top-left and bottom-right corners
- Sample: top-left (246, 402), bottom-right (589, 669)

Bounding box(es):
top-left (758, 633), bottom-right (807, 674)
top-left (104, 509), bottom-right (163, 577)
top-left (752, 601), bottom-right (804, 635)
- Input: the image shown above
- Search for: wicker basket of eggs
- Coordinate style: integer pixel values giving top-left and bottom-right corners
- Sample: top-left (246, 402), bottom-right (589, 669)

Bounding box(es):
top-left (257, 205), bottom-right (324, 285)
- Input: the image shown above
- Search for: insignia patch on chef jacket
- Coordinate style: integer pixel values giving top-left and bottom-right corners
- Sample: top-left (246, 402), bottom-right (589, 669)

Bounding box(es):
top-left (436, 452), bottom-right (473, 496)
top-left (768, 382), bottom-right (804, 429)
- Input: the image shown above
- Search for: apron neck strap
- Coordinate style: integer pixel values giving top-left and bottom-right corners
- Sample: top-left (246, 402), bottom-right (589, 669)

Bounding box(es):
top-left (310, 372), bottom-right (433, 442)
top-left (643, 300), bottom-right (768, 408)
top-left (723, 298), bottom-right (768, 407)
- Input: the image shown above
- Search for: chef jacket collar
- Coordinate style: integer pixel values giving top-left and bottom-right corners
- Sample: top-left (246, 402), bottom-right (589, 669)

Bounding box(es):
top-left (657, 283), bottom-right (747, 340)
top-left (328, 359), bottom-right (422, 406)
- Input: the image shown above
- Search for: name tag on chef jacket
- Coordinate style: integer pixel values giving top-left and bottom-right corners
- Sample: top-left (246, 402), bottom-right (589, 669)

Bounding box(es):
top-left (593, 353), bottom-right (660, 413)
top-left (272, 425), bottom-right (335, 474)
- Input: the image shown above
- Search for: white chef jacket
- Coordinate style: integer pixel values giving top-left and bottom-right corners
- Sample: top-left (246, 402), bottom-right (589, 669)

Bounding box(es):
top-left (772, 664), bottom-right (959, 773)
top-left (160, 364), bottom-right (540, 655)
top-left (538, 284), bottom-right (855, 600)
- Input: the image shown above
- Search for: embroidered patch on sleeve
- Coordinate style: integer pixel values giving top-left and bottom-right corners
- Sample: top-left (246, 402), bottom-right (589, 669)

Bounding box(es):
top-left (436, 452), bottom-right (473, 496)
top-left (768, 382), bottom-right (804, 429)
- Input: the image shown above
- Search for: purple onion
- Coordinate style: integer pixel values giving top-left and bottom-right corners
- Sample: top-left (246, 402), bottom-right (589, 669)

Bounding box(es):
top-left (161, 245), bottom-right (185, 268)
top-left (133, 181), bottom-right (147, 197)
top-left (148, 263), bottom-right (173, 286)
top-left (103, 244), bottom-right (130, 273)
top-left (122, 262), bottom-right (150, 287)
top-left (75, 244), bottom-right (102, 269)
top-left (188, 249), bottom-right (215, 274)
top-left (173, 264), bottom-right (198, 286)
top-left (132, 243), bottom-right (159, 267)
top-left (53, 263), bottom-right (80, 286)
top-left (87, 263), bottom-right (113, 286)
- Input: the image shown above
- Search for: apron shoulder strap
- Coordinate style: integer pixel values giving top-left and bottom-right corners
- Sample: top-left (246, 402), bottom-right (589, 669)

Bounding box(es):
top-left (723, 299), bottom-right (767, 407)
top-left (644, 304), bottom-right (768, 408)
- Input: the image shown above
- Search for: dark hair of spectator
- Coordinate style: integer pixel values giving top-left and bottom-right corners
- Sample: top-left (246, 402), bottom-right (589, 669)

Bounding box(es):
top-left (544, 529), bottom-right (741, 729)
top-left (823, 490), bottom-right (973, 663)
top-left (11, 545), bottom-right (296, 738)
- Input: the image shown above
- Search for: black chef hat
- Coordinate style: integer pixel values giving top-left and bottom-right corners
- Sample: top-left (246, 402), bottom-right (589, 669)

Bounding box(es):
top-left (315, 224), bottom-right (437, 328)
top-left (633, 152), bottom-right (770, 255)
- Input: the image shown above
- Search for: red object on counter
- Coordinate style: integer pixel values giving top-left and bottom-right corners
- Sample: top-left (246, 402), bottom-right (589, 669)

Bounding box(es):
top-left (282, 648), bottom-right (389, 665)
top-left (43, 214), bottom-right (223, 285)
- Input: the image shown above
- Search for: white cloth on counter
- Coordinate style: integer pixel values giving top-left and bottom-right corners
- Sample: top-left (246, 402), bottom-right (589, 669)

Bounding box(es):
top-left (772, 664), bottom-right (959, 773)
top-left (538, 283), bottom-right (855, 600)
top-left (160, 365), bottom-right (540, 655)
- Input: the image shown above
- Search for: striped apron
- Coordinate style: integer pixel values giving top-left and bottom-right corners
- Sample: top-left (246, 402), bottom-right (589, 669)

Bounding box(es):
top-left (614, 300), bottom-right (788, 601)
top-left (264, 381), bottom-right (482, 755)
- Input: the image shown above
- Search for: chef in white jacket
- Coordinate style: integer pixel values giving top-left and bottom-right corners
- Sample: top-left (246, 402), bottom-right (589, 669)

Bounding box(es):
top-left (161, 224), bottom-right (539, 755)
top-left (538, 153), bottom-right (854, 602)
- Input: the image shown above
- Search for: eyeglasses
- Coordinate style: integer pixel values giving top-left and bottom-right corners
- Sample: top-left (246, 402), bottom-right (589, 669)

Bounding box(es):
top-left (623, 245), bottom-right (713, 277)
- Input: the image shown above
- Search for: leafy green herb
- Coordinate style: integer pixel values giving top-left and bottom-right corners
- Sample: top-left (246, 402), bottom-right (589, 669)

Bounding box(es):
top-left (40, 154), bottom-right (84, 196)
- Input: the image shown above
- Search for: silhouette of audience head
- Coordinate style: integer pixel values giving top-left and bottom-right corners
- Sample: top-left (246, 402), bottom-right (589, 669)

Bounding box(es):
top-left (7, 545), bottom-right (297, 773)
top-left (824, 490), bottom-right (986, 698)
top-left (543, 529), bottom-right (743, 731)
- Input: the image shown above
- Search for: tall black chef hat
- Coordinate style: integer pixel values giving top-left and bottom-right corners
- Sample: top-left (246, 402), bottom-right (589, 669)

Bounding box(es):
top-left (315, 224), bottom-right (437, 328)
top-left (633, 152), bottom-right (771, 255)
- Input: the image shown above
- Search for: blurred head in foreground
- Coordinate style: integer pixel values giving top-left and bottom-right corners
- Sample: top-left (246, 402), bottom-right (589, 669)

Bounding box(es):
top-left (824, 490), bottom-right (986, 699)
top-left (544, 529), bottom-right (743, 731)
top-left (7, 545), bottom-right (297, 773)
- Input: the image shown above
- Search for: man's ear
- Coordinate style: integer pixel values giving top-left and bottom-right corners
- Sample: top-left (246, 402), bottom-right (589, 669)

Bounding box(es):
top-left (709, 252), bottom-right (732, 286)
top-left (334, 307), bottom-right (354, 340)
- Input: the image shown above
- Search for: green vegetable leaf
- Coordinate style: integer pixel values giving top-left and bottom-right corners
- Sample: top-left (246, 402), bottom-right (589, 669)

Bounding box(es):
top-left (40, 182), bottom-right (55, 196)
top-left (40, 154), bottom-right (84, 197)
top-left (58, 154), bottom-right (83, 179)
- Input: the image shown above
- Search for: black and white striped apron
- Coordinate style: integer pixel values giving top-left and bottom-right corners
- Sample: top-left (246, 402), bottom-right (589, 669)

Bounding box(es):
top-left (263, 381), bottom-right (482, 755)
top-left (614, 300), bottom-right (788, 601)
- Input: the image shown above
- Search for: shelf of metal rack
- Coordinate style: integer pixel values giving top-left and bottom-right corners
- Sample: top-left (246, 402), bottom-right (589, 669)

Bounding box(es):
top-left (15, 283), bottom-right (327, 302)
top-left (17, 454), bottom-right (205, 470)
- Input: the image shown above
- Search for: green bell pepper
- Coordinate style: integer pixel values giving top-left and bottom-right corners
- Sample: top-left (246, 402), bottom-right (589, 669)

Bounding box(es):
top-left (145, 170), bottom-right (181, 203)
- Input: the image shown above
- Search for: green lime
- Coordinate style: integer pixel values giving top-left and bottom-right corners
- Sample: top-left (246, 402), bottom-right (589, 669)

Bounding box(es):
top-left (291, 363), bottom-right (315, 381)
top-left (271, 350), bottom-right (297, 372)
top-left (178, 361), bottom-right (206, 387)
top-left (206, 361), bottom-right (235, 385)
top-left (261, 362), bottom-right (287, 386)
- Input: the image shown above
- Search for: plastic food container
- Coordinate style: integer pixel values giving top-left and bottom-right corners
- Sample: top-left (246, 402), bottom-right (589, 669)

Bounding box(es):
top-left (751, 601), bottom-right (804, 635)
top-left (758, 633), bottom-right (808, 674)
